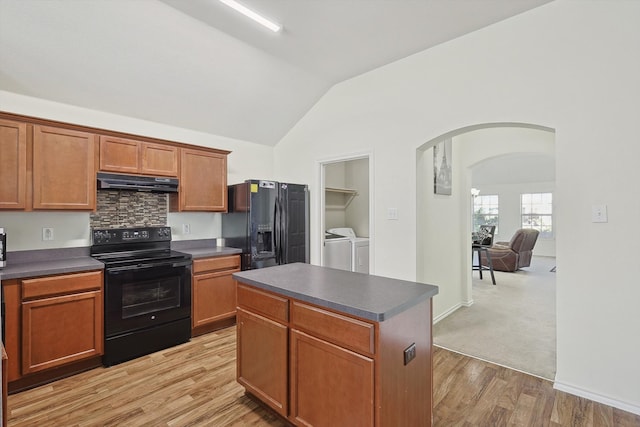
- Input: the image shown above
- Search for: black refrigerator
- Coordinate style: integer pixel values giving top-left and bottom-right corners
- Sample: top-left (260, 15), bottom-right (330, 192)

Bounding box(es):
top-left (221, 180), bottom-right (309, 270)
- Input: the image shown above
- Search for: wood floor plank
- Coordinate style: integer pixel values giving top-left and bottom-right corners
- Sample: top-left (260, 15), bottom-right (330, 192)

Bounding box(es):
top-left (7, 327), bottom-right (640, 426)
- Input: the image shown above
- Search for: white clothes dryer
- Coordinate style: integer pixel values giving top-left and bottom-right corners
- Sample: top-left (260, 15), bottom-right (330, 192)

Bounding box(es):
top-left (326, 228), bottom-right (370, 274)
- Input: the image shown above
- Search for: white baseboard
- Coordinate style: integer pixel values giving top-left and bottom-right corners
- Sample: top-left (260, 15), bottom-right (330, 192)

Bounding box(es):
top-left (554, 380), bottom-right (640, 416)
top-left (434, 303), bottom-right (460, 324)
top-left (433, 299), bottom-right (473, 324)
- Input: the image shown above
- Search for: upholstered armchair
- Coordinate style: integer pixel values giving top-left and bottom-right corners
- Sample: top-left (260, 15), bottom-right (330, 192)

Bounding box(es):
top-left (482, 229), bottom-right (540, 272)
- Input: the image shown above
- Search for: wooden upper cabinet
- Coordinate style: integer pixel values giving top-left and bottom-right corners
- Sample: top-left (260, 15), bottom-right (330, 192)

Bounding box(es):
top-left (99, 136), bottom-right (139, 174)
top-left (140, 142), bottom-right (178, 176)
top-left (33, 125), bottom-right (97, 211)
top-left (99, 136), bottom-right (178, 177)
top-left (171, 148), bottom-right (227, 212)
top-left (0, 118), bottom-right (27, 209)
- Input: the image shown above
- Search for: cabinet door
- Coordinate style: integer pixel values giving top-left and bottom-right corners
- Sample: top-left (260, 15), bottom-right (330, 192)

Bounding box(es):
top-left (290, 329), bottom-right (374, 427)
top-left (33, 125), bottom-right (97, 210)
top-left (99, 135), bottom-right (139, 174)
top-left (3, 280), bottom-right (21, 382)
top-left (193, 270), bottom-right (237, 328)
top-left (177, 148), bottom-right (227, 212)
top-left (22, 290), bottom-right (103, 374)
top-left (141, 142), bottom-right (178, 177)
top-left (0, 119), bottom-right (27, 209)
top-left (237, 308), bottom-right (288, 417)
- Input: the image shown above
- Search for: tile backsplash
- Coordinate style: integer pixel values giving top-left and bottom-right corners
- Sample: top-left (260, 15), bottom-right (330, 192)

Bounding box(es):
top-left (90, 190), bottom-right (167, 229)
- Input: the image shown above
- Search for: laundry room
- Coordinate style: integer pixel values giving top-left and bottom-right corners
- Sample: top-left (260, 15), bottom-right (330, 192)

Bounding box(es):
top-left (323, 158), bottom-right (370, 273)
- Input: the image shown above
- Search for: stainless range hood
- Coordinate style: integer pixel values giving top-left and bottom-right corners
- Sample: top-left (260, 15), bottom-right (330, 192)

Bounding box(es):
top-left (97, 172), bottom-right (179, 193)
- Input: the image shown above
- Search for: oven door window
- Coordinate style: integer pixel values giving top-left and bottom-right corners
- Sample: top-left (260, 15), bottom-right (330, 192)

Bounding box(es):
top-left (105, 264), bottom-right (191, 337)
top-left (122, 276), bottom-right (180, 319)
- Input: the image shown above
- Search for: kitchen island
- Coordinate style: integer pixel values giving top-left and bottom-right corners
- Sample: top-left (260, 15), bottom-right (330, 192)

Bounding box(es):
top-left (233, 263), bottom-right (439, 427)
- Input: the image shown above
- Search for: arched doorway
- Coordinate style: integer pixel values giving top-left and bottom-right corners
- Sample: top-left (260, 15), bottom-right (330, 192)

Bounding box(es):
top-left (416, 123), bottom-right (556, 379)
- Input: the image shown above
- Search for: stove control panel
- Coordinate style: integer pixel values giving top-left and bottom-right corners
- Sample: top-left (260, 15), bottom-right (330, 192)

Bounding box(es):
top-left (92, 226), bottom-right (172, 245)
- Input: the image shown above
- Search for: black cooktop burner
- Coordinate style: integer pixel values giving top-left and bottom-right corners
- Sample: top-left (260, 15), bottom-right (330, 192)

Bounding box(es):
top-left (90, 226), bottom-right (190, 266)
top-left (92, 249), bottom-right (191, 267)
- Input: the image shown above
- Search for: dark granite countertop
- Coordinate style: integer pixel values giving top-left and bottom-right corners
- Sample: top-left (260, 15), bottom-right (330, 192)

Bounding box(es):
top-left (233, 263), bottom-right (439, 322)
top-left (0, 247), bottom-right (104, 281)
top-left (171, 239), bottom-right (242, 259)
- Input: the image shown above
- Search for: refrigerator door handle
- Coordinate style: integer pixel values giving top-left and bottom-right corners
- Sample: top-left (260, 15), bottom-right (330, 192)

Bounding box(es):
top-left (280, 193), bottom-right (287, 264)
top-left (274, 196), bottom-right (281, 264)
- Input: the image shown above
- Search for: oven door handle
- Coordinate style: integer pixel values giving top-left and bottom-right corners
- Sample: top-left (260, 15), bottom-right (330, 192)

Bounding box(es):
top-left (107, 260), bottom-right (192, 273)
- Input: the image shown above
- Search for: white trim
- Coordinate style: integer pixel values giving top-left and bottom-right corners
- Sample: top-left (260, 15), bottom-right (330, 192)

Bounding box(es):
top-left (433, 299), bottom-right (474, 325)
top-left (433, 303), bottom-right (462, 324)
top-left (553, 381), bottom-right (640, 416)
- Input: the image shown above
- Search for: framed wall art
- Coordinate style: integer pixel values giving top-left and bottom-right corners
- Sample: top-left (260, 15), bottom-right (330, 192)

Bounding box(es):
top-left (434, 137), bottom-right (452, 195)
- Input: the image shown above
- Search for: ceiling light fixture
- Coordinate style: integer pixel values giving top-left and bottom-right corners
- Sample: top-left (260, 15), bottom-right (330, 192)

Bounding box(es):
top-left (218, 0), bottom-right (282, 32)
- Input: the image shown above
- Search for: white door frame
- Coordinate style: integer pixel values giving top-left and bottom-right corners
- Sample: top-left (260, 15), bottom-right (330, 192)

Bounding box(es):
top-left (317, 151), bottom-right (375, 274)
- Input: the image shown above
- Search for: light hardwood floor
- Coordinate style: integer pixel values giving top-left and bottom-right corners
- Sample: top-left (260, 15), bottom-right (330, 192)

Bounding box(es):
top-left (8, 326), bottom-right (640, 426)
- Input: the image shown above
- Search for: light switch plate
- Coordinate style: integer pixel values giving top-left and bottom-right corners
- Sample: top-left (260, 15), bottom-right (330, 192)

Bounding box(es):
top-left (591, 205), bottom-right (608, 223)
top-left (387, 208), bottom-right (398, 220)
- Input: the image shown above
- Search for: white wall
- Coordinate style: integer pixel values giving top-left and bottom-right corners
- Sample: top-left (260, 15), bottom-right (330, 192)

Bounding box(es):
top-left (274, 0), bottom-right (640, 414)
top-left (344, 158), bottom-right (370, 237)
top-left (324, 159), bottom-right (370, 236)
top-left (324, 162), bottom-right (347, 230)
top-left (0, 91), bottom-right (274, 250)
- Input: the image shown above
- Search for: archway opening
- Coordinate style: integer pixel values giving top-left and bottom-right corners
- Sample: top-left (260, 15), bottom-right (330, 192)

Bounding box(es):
top-left (416, 123), bottom-right (556, 379)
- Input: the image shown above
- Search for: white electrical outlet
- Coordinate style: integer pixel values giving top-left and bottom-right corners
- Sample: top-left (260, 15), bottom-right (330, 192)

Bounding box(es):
top-left (387, 208), bottom-right (398, 220)
top-left (182, 224), bottom-right (191, 234)
top-left (42, 227), bottom-right (54, 241)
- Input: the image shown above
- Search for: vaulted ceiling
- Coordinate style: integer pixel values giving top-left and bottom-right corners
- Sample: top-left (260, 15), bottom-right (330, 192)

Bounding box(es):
top-left (0, 0), bottom-right (552, 146)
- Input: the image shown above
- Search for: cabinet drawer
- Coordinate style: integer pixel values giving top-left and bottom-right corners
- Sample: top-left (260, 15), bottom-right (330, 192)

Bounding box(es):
top-left (237, 284), bottom-right (288, 323)
top-left (193, 255), bottom-right (240, 274)
top-left (22, 271), bottom-right (103, 300)
top-left (291, 302), bottom-right (375, 356)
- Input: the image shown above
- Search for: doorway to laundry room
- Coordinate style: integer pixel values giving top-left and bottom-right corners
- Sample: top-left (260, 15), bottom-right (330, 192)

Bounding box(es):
top-left (319, 155), bottom-right (372, 274)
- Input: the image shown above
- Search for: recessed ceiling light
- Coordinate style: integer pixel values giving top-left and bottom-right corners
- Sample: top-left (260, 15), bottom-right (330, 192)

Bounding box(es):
top-left (218, 0), bottom-right (282, 32)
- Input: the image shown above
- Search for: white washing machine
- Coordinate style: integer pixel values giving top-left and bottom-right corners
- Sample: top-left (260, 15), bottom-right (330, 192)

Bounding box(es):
top-left (326, 228), bottom-right (370, 274)
top-left (324, 234), bottom-right (352, 272)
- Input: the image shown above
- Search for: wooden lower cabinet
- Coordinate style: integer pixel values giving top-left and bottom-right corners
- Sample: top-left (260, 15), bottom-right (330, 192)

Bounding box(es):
top-left (191, 255), bottom-right (241, 336)
top-left (236, 281), bottom-right (434, 427)
top-left (236, 308), bottom-right (288, 417)
top-left (290, 329), bottom-right (374, 426)
top-left (22, 289), bottom-right (103, 374)
top-left (3, 270), bottom-right (104, 392)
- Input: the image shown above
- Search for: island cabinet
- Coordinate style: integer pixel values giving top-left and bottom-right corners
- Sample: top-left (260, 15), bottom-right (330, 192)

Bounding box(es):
top-left (99, 135), bottom-right (178, 177)
top-left (289, 302), bottom-right (375, 426)
top-left (0, 118), bottom-right (27, 210)
top-left (170, 147), bottom-right (228, 212)
top-left (236, 284), bottom-right (289, 417)
top-left (191, 255), bottom-right (241, 336)
top-left (32, 125), bottom-right (98, 210)
top-left (234, 263), bottom-right (439, 427)
top-left (3, 270), bottom-right (104, 393)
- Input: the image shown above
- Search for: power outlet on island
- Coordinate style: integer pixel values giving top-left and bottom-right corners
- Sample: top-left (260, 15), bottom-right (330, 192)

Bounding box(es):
top-left (403, 343), bottom-right (416, 365)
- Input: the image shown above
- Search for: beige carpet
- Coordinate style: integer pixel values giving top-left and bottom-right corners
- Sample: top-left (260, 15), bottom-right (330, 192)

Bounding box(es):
top-left (433, 256), bottom-right (556, 380)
